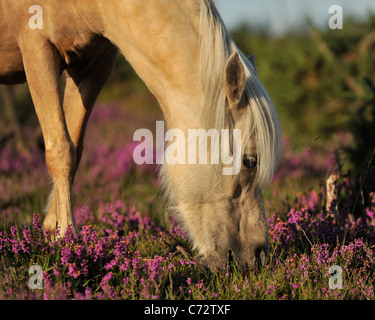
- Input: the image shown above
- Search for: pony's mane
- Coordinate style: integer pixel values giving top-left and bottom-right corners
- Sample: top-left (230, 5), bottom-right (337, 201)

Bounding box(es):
top-left (198, 0), bottom-right (282, 187)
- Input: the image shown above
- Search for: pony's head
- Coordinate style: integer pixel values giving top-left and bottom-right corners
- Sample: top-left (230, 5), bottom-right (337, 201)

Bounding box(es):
top-left (160, 0), bottom-right (282, 272)
top-left (219, 49), bottom-right (282, 271)
top-left (161, 49), bottom-right (282, 272)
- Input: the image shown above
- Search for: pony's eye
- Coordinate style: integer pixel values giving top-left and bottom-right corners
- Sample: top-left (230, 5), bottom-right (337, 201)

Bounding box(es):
top-left (243, 155), bottom-right (257, 169)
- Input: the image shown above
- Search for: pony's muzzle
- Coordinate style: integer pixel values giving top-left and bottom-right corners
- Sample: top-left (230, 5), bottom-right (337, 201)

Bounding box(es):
top-left (252, 246), bottom-right (267, 270)
top-left (231, 244), bottom-right (268, 274)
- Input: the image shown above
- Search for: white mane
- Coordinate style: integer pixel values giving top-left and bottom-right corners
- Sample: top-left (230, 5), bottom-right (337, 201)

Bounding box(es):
top-left (198, 0), bottom-right (282, 187)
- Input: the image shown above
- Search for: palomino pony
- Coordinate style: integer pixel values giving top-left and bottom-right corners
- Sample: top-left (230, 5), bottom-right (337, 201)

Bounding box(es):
top-left (0, 0), bottom-right (282, 271)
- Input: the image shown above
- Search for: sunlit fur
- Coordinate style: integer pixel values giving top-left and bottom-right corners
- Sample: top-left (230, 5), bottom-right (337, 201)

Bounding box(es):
top-left (0, 0), bottom-right (281, 271)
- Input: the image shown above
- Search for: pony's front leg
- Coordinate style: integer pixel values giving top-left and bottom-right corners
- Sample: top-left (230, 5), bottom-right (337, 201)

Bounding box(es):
top-left (20, 37), bottom-right (77, 237)
top-left (43, 44), bottom-right (118, 233)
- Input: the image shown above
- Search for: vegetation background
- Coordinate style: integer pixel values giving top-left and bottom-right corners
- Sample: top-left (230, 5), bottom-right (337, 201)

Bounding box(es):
top-left (0, 9), bottom-right (374, 300)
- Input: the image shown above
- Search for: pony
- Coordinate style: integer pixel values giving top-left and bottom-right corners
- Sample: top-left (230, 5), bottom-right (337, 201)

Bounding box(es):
top-left (0, 0), bottom-right (282, 271)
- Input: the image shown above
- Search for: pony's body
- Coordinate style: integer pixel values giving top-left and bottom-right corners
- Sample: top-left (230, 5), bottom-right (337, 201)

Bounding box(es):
top-left (0, 0), bottom-right (281, 271)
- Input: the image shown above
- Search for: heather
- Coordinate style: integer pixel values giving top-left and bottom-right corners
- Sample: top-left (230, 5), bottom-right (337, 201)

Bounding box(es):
top-left (1, 19), bottom-right (375, 300)
top-left (1, 101), bottom-right (374, 300)
top-left (1, 181), bottom-right (374, 299)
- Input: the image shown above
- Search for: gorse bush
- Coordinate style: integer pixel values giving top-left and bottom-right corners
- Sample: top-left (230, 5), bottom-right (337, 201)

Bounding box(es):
top-left (232, 16), bottom-right (375, 152)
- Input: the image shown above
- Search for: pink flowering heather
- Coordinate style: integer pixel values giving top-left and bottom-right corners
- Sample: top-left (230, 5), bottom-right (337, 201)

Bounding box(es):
top-left (1, 104), bottom-right (374, 300)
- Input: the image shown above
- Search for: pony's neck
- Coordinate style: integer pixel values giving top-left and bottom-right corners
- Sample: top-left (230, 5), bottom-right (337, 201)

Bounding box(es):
top-left (102, 0), bottom-right (204, 129)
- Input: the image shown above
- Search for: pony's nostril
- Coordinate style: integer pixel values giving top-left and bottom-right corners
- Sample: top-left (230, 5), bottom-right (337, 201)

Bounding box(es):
top-left (228, 249), bottom-right (233, 261)
top-left (254, 247), bottom-right (262, 259)
top-left (254, 247), bottom-right (267, 269)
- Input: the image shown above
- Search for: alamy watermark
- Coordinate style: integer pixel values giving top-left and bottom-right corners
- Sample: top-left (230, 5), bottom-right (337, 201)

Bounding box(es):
top-left (328, 5), bottom-right (344, 30)
top-left (133, 121), bottom-right (242, 176)
top-left (27, 4), bottom-right (344, 31)
top-left (28, 264), bottom-right (43, 290)
top-left (328, 265), bottom-right (343, 290)
top-left (28, 5), bottom-right (43, 30)
top-left (26, 263), bottom-right (345, 292)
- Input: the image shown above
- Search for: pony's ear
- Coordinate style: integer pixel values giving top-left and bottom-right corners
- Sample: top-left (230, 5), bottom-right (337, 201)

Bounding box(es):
top-left (225, 51), bottom-right (246, 110)
top-left (248, 54), bottom-right (257, 76)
